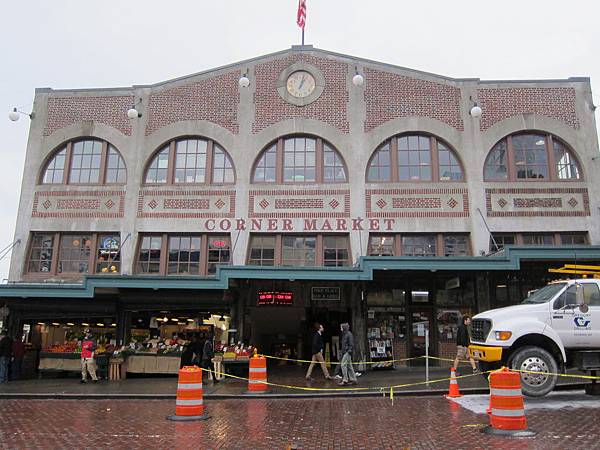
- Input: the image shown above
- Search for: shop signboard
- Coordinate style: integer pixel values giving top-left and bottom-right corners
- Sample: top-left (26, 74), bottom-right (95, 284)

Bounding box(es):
top-left (257, 291), bottom-right (293, 306)
top-left (311, 287), bottom-right (341, 301)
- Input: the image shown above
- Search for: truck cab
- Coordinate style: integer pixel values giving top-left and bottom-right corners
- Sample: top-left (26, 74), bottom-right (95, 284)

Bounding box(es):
top-left (469, 278), bottom-right (600, 396)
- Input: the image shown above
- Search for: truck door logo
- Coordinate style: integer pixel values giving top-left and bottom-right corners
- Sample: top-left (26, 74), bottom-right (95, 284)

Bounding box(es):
top-left (574, 317), bottom-right (591, 328)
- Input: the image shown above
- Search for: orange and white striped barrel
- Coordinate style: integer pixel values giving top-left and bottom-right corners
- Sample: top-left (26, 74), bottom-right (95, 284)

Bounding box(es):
top-left (248, 355), bottom-right (268, 392)
top-left (488, 367), bottom-right (527, 430)
top-left (175, 366), bottom-right (204, 417)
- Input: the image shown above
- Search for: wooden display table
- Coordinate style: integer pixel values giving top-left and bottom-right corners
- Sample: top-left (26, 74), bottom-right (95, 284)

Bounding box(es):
top-left (109, 358), bottom-right (126, 380)
top-left (125, 354), bottom-right (181, 375)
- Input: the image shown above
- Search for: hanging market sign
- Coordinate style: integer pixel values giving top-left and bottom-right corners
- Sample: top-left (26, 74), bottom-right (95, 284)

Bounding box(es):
top-left (311, 287), bottom-right (341, 301)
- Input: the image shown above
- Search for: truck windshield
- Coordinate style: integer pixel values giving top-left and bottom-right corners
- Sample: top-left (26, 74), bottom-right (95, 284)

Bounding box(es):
top-left (521, 283), bottom-right (567, 304)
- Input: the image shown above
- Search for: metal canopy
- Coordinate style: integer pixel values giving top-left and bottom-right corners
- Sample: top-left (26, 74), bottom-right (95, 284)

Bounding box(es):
top-left (0, 245), bottom-right (598, 299)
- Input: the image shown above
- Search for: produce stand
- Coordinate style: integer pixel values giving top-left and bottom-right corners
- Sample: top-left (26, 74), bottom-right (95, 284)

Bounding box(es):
top-left (125, 353), bottom-right (181, 375)
top-left (38, 352), bottom-right (109, 379)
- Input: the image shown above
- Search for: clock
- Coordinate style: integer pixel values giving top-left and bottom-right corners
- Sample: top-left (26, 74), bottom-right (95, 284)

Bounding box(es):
top-left (286, 71), bottom-right (316, 98)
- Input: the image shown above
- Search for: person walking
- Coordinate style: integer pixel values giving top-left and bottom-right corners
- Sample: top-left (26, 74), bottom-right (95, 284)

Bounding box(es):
top-left (80, 331), bottom-right (99, 383)
top-left (0, 329), bottom-right (12, 383)
top-left (339, 323), bottom-right (357, 385)
top-left (202, 335), bottom-right (219, 384)
top-left (453, 316), bottom-right (478, 375)
top-left (11, 334), bottom-right (25, 381)
top-left (305, 323), bottom-right (333, 381)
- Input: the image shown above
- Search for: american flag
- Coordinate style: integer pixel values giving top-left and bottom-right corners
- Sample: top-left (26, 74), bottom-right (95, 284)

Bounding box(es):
top-left (297, 0), bottom-right (306, 29)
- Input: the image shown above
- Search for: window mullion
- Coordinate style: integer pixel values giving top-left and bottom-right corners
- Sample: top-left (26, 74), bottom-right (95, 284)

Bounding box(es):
top-left (316, 235), bottom-right (323, 266)
top-left (276, 139), bottom-right (284, 184)
top-left (275, 235), bottom-right (282, 265)
top-left (50, 232), bottom-right (60, 275)
top-left (546, 134), bottom-right (557, 181)
top-left (431, 137), bottom-right (440, 181)
top-left (200, 235), bottom-right (208, 275)
top-left (167, 141), bottom-right (176, 184)
top-left (390, 138), bottom-right (399, 182)
top-left (436, 234), bottom-right (444, 257)
top-left (316, 138), bottom-right (324, 183)
top-left (99, 142), bottom-right (109, 184)
top-left (63, 142), bottom-right (73, 185)
top-left (206, 140), bottom-right (214, 185)
top-left (506, 137), bottom-right (515, 181)
top-left (89, 233), bottom-right (98, 274)
top-left (160, 234), bottom-right (168, 275)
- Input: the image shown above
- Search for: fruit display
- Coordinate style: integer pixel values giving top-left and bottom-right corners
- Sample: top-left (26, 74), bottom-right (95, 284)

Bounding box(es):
top-left (42, 342), bottom-right (79, 353)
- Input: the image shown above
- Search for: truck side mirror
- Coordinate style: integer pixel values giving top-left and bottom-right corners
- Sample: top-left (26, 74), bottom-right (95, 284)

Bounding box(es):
top-left (579, 304), bottom-right (589, 313)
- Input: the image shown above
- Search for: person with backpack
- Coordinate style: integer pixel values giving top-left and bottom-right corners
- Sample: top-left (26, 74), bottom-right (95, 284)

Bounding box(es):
top-left (0, 329), bottom-right (12, 383)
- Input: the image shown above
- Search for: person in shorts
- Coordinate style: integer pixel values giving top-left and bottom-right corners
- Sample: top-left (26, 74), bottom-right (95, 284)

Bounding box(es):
top-left (453, 316), bottom-right (478, 375)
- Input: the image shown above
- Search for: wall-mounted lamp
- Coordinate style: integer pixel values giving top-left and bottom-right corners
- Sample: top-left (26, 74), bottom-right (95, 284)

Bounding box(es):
top-left (238, 72), bottom-right (250, 88)
top-left (469, 96), bottom-right (482, 118)
top-left (352, 67), bottom-right (364, 86)
top-left (127, 98), bottom-right (143, 119)
top-left (8, 107), bottom-right (34, 122)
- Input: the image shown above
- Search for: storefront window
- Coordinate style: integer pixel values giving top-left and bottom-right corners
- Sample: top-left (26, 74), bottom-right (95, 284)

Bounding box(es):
top-left (323, 236), bottom-right (349, 266)
top-left (282, 236), bottom-right (316, 266)
top-left (559, 233), bottom-right (587, 245)
top-left (137, 236), bottom-right (163, 274)
top-left (490, 234), bottom-right (515, 252)
top-left (368, 235), bottom-right (395, 256)
top-left (522, 234), bottom-right (554, 245)
top-left (27, 233), bottom-right (55, 273)
top-left (207, 236), bottom-right (231, 274)
top-left (96, 235), bottom-right (121, 273)
top-left (168, 236), bottom-right (201, 274)
top-left (58, 235), bottom-right (91, 273)
top-left (248, 236), bottom-right (276, 265)
top-left (367, 289), bottom-right (407, 368)
top-left (402, 235), bottom-right (436, 256)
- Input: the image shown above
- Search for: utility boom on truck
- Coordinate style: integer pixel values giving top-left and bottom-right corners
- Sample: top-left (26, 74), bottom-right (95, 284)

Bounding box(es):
top-left (469, 276), bottom-right (600, 397)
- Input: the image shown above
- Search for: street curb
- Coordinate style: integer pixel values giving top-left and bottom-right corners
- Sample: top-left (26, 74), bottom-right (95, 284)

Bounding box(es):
top-left (0, 383), bottom-right (585, 400)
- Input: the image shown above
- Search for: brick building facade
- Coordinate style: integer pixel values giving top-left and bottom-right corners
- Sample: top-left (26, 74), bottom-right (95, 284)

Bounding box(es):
top-left (2, 46), bottom-right (600, 368)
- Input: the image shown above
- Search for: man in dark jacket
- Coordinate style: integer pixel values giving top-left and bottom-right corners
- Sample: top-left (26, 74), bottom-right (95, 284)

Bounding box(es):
top-left (339, 323), bottom-right (357, 385)
top-left (305, 323), bottom-right (333, 380)
top-left (453, 316), bottom-right (478, 374)
top-left (0, 329), bottom-right (13, 383)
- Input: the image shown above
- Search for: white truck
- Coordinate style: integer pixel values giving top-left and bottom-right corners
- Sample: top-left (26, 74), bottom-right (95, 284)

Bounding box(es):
top-left (468, 278), bottom-right (600, 396)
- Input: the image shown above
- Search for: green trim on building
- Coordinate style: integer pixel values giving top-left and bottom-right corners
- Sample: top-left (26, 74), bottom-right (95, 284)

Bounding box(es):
top-left (1, 246), bottom-right (597, 299)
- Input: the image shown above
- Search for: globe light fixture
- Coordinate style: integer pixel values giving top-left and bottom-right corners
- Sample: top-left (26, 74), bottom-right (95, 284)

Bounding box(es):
top-left (127, 107), bottom-right (141, 119)
top-left (8, 107), bottom-right (34, 122)
top-left (238, 74), bottom-right (250, 88)
top-left (470, 105), bottom-right (483, 118)
top-left (352, 73), bottom-right (364, 86)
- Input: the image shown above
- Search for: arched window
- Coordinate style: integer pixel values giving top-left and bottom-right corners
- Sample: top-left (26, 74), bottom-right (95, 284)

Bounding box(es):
top-left (366, 134), bottom-right (464, 182)
top-left (41, 139), bottom-right (126, 185)
top-left (252, 135), bottom-right (347, 184)
top-left (484, 133), bottom-right (582, 181)
top-left (144, 137), bottom-right (235, 185)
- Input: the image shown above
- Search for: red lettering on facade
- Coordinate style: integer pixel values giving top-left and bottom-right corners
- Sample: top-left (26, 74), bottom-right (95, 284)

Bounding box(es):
top-left (282, 219), bottom-right (293, 231)
top-left (206, 219), bottom-right (216, 231)
top-left (219, 219), bottom-right (231, 231)
top-left (268, 219), bottom-right (278, 231)
top-left (304, 219), bottom-right (317, 231)
top-left (236, 218), bottom-right (246, 230)
top-left (251, 219), bottom-right (262, 231)
top-left (383, 219), bottom-right (394, 230)
top-left (351, 218), bottom-right (364, 231)
top-left (369, 219), bottom-right (380, 231)
top-left (320, 219), bottom-right (332, 231)
top-left (336, 219), bottom-right (347, 231)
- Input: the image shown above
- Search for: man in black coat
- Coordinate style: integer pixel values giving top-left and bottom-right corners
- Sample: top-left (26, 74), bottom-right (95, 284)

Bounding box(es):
top-left (305, 323), bottom-right (333, 380)
top-left (453, 316), bottom-right (478, 374)
top-left (339, 323), bottom-right (357, 385)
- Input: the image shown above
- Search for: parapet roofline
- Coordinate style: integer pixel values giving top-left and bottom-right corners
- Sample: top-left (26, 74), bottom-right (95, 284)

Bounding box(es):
top-left (34, 46), bottom-right (591, 95)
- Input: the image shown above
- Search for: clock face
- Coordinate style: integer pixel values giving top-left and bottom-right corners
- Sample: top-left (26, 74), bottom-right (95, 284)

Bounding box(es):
top-left (286, 71), bottom-right (316, 98)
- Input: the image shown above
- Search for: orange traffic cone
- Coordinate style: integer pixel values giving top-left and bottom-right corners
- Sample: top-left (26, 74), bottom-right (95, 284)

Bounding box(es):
top-left (446, 367), bottom-right (462, 398)
top-left (167, 366), bottom-right (210, 421)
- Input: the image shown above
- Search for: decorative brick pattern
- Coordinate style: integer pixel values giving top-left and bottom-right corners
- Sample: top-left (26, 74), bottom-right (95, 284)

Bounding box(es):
top-left (56, 199), bottom-right (101, 210)
top-left (477, 87), bottom-right (579, 131)
top-left (32, 190), bottom-right (125, 218)
top-left (163, 198), bottom-right (210, 210)
top-left (366, 188), bottom-right (469, 218)
top-left (146, 72), bottom-right (239, 135)
top-left (513, 198), bottom-right (562, 208)
top-left (249, 189), bottom-right (350, 218)
top-left (364, 69), bottom-right (463, 132)
top-left (138, 189), bottom-right (236, 218)
top-left (44, 96), bottom-right (134, 137)
top-left (392, 197), bottom-right (442, 209)
top-left (486, 187), bottom-right (590, 217)
top-left (252, 54), bottom-right (349, 133)
top-left (274, 198), bottom-right (324, 209)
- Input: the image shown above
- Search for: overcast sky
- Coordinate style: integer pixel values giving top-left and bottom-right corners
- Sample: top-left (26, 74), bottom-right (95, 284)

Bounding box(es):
top-left (1, 1), bottom-right (599, 281)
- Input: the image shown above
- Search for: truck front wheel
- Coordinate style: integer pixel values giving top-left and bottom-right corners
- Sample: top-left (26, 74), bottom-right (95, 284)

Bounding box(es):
top-left (510, 346), bottom-right (558, 397)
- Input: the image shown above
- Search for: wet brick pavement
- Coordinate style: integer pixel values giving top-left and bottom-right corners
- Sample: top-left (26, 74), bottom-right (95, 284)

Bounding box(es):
top-left (1, 397), bottom-right (599, 449)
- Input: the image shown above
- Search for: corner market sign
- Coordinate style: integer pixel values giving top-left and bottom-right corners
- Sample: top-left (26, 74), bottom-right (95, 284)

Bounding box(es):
top-left (203, 217), bottom-right (404, 232)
